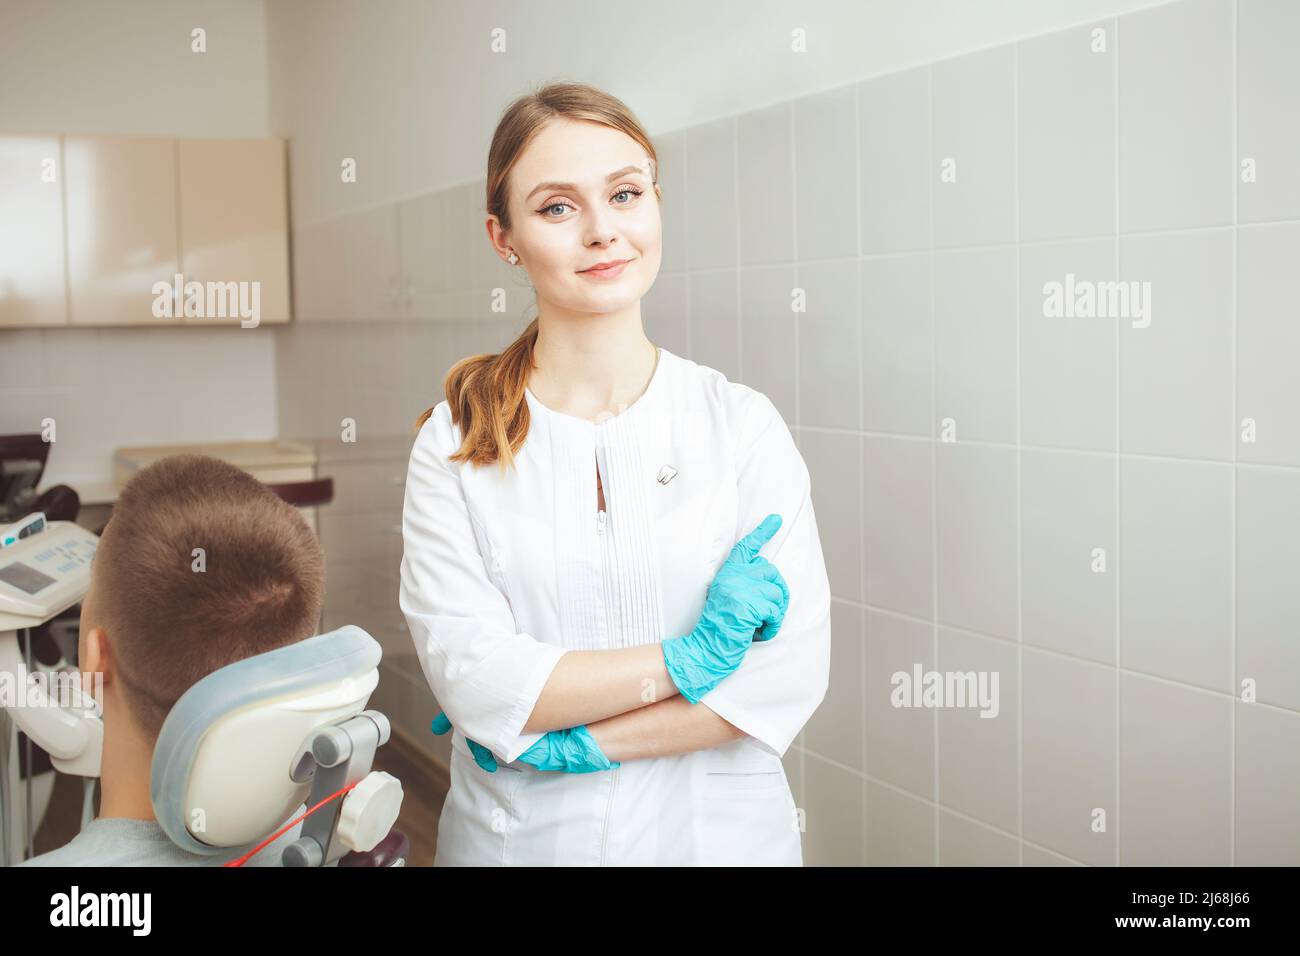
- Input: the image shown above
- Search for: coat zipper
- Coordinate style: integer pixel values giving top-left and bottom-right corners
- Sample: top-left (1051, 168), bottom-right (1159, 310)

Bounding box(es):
top-left (596, 504), bottom-right (619, 864)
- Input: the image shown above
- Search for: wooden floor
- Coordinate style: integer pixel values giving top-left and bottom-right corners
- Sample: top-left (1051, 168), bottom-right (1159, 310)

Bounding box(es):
top-left (372, 728), bottom-right (449, 866)
top-left (30, 729), bottom-right (449, 866)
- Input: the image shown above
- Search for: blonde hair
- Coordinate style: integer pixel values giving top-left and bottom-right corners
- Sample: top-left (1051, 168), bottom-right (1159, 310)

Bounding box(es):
top-left (413, 81), bottom-right (661, 472)
top-left (94, 454), bottom-right (325, 740)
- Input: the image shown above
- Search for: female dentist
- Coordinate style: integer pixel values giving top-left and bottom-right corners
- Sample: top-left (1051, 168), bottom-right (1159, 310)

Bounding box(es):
top-left (399, 82), bottom-right (832, 866)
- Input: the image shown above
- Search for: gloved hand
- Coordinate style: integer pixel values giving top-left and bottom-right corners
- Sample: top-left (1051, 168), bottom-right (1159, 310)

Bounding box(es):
top-left (431, 711), bottom-right (500, 772)
top-left (661, 513), bottom-right (790, 704)
top-left (509, 724), bottom-right (619, 773)
top-left (430, 711), bottom-right (619, 774)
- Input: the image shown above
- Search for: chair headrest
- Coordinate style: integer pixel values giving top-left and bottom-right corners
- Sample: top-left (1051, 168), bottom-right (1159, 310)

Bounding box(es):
top-left (151, 625), bottom-right (381, 856)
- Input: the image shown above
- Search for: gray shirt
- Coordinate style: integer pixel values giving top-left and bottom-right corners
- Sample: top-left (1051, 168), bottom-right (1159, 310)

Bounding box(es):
top-left (18, 811), bottom-right (306, 867)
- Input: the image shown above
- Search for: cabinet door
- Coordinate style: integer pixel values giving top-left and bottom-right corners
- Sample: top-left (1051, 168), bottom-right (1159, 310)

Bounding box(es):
top-left (178, 138), bottom-right (290, 326)
top-left (0, 135), bottom-right (67, 327)
top-left (64, 135), bottom-right (179, 326)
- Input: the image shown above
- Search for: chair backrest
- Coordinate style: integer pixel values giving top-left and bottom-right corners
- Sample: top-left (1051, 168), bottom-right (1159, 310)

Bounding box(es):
top-left (150, 625), bottom-right (380, 855)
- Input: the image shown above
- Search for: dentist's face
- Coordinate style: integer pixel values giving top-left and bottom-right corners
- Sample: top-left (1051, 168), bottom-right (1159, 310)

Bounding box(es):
top-left (493, 118), bottom-right (662, 314)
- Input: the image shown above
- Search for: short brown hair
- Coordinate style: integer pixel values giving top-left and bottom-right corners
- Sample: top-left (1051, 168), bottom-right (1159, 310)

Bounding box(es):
top-left (93, 454), bottom-right (325, 740)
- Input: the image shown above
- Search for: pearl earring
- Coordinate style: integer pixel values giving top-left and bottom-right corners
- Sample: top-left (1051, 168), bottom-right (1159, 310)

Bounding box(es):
top-left (506, 252), bottom-right (519, 265)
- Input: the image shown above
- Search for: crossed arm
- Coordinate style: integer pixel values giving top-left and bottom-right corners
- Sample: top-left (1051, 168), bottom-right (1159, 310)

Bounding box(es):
top-left (588, 695), bottom-right (745, 761)
top-left (518, 644), bottom-right (746, 762)
top-left (403, 393), bottom-right (826, 767)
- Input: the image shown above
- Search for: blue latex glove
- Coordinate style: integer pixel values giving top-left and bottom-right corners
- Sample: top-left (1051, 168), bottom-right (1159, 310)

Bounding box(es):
top-left (661, 513), bottom-right (790, 704)
top-left (509, 724), bottom-right (619, 773)
top-left (430, 711), bottom-right (619, 774)
top-left (431, 711), bottom-right (500, 771)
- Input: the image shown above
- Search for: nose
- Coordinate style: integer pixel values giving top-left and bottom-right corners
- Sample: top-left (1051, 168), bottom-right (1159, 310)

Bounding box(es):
top-left (581, 204), bottom-right (619, 249)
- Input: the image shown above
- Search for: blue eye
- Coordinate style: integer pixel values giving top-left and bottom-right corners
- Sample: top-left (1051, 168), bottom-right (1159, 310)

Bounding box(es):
top-left (536, 187), bottom-right (644, 219)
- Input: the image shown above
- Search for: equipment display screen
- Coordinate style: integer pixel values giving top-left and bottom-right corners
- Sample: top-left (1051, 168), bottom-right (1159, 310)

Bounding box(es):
top-left (0, 560), bottom-right (57, 595)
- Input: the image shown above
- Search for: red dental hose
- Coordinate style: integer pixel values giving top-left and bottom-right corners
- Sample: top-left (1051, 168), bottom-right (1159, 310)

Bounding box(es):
top-left (223, 780), bottom-right (359, 867)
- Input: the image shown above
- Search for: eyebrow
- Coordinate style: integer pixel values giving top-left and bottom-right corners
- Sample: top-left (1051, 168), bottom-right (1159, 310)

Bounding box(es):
top-left (525, 164), bottom-right (649, 202)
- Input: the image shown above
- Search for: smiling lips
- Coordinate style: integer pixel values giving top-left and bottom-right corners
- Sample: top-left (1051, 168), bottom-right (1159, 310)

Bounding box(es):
top-left (579, 258), bottom-right (632, 277)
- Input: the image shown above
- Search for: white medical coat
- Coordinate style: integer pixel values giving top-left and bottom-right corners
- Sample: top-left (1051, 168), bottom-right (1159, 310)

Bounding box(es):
top-left (398, 347), bottom-right (832, 865)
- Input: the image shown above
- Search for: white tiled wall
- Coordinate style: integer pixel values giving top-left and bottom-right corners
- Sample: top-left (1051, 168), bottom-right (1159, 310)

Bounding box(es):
top-left (0, 327), bottom-right (278, 488)
top-left (799, 0), bottom-right (1296, 866)
top-left (277, 0), bottom-right (1300, 867)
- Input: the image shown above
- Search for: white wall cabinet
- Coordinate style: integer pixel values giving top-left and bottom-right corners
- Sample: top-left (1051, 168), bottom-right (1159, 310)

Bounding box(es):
top-left (178, 138), bottom-right (291, 325)
top-left (0, 135), bottom-right (67, 327)
top-left (64, 134), bottom-right (179, 326)
top-left (1, 132), bottom-right (292, 327)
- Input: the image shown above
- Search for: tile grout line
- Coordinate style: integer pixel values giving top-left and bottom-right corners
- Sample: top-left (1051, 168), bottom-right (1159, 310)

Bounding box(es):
top-left (790, 426), bottom-right (1299, 471)
top-left (1013, 37), bottom-right (1024, 868)
top-left (645, 214), bottom-right (1294, 271)
top-left (1230, 0), bottom-right (1239, 869)
top-left (684, 133), bottom-right (693, 363)
top-left (801, 750), bottom-right (1094, 868)
top-left (1113, 11), bottom-right (1123, 870)
top-left (928, 61), bottom-right (941, 866)
top-left (788, 95), bottom-right (807, 843)
top-left (733, 116), bottom-right (742, 386)
top-left (845, 596), bottom-right (1300, 718)
top-left (854, 81), bottom-right (870, 866)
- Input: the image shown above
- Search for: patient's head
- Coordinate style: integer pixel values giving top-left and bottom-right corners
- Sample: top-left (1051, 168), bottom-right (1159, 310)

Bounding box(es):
top-left (81, 454), bottom-right (325, 744)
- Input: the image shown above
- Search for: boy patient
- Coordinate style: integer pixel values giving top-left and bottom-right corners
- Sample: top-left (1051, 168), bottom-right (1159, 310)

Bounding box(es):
top-left (21, 454), bottom-right (324, 866)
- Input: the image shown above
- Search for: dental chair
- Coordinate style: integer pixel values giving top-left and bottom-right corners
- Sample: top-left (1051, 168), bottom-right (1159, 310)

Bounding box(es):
top-left (151, 624), bottom-right (408, 867)
top-left (1, 522), bottom-right (407, 867)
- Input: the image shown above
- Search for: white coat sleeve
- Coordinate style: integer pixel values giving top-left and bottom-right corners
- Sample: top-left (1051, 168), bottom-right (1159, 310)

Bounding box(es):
top-left (698, 390), bottom-right (833, 758)
top-left (398, 402), bottom-right (568, 764)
